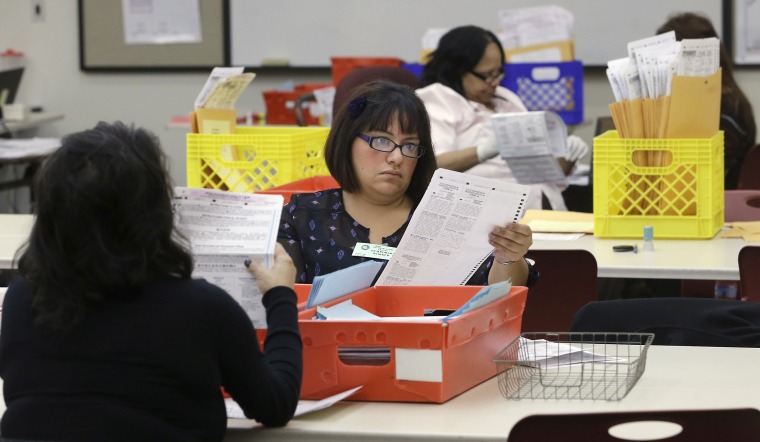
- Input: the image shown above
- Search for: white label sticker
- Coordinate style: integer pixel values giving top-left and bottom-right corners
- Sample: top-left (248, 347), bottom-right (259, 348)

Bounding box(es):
top-left (352, 242), bottom-right (396, 260)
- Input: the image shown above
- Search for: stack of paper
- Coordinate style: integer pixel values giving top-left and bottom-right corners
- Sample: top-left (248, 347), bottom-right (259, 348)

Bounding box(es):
top-left (606, 32), bottom-right (721, 139)
top-left (491, 111), bottom-right (568, 185)
top-left (497, 5), bottom-right (574, 62)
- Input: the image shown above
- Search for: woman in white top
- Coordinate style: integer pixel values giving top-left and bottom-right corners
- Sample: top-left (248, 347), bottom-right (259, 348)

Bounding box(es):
top-left (416, 25), bottom-right (588, 210)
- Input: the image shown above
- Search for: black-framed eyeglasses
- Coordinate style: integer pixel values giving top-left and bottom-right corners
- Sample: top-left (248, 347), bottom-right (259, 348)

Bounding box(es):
top-left (357, 134), bottom-right (426, 159)
top-left (469, 67), bottom-right (506, 84)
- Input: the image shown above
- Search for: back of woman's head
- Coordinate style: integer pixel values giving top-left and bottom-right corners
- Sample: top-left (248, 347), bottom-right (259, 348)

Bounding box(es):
top-left (656, 12), bottom-right (754, 138)
top-left (20, 121), bottom-right (193, 331)
top-left (325, 80), bottom-right (437, 203)
top-left (421, 25), bottom-right (505, 96)
top-left (657, 12), bottom-right (734, 83)
top-left (657, 12), bottom-right (718, 40)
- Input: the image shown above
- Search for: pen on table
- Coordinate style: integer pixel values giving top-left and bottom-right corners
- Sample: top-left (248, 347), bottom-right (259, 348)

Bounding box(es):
top-left (633, 244), bottom-right (638, 254)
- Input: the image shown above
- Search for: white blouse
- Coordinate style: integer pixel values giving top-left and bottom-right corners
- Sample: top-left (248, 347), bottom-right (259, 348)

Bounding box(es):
top-left (417, 83), bottom-right (567, 211)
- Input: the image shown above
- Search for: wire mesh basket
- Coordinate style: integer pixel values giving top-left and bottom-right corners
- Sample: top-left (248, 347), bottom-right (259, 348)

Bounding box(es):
top-left (493, 332), bottom-right (654, 401)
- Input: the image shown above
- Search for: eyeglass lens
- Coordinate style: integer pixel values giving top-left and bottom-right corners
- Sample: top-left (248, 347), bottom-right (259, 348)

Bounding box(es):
top-left (360, 135), bottom-right (424, 158)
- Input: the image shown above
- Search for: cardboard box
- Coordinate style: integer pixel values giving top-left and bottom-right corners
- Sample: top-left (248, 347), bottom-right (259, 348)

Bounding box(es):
top-left (297, 285), bottom-right (528, 403)
top-left (504, 40), bottom-right (575, 63)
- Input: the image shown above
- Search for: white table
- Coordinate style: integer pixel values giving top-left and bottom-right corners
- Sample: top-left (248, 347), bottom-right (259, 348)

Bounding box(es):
top-left (1, 112), bottom-right (63, 135)
top-left (0, 214), bottom-right (750, 281)
top-left (223, 345), bottom-right (760, 441)
top-left (531, 233), bottom-right (747, 280)
top-left (0, 214), bottom-right (32, 268)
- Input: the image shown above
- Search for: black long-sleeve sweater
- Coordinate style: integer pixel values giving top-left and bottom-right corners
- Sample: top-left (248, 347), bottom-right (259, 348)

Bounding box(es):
top-left (0, 276), bottom-right (302, 441)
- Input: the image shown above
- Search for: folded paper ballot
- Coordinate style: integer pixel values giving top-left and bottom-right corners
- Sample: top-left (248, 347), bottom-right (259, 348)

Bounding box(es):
top-left (316, 300), bottom-right (380, 320)
top-left (306, 260), bottom-right (384, 308)
top-left (441, 280), bottom-right (512, 323)
top-left (313, 280), bottom-right (513, 323)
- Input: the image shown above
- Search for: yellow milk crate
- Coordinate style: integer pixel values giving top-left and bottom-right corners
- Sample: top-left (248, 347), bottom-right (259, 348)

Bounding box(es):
top-left (186, 126), bottom-right (330, 193)
top-left (593, 131), bottom-right (724, 239)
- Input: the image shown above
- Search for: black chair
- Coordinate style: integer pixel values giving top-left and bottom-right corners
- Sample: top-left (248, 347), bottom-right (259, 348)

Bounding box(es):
top-left (571, 297), bottom-right (760, 347)
top-left (740, 246), bottom-right (760, 302)
top-left (507, 408), bottom-right (760, 442)
top-left (738, 144), bottom-right (760, 190)
top-left (521, 249), bottom-right (597, 332)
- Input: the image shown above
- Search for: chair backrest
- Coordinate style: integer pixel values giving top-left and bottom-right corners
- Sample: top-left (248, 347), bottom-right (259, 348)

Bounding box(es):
top-left (739, 246), bottom-right (760, 302)
top-left (332, 66), bottom-right (421, 118)
top-left (725, 190), bottom-right (760, 222)
top-left (738, 144), bottom-right (760, 190)
top-left (507, 408), bottom-right (760, 442)
top-left (521, 249), bottom-right (597, 332)
top-left (594, 116), bottom-right (615, 136)
top-left (571, 297), bottom-right (760, 346)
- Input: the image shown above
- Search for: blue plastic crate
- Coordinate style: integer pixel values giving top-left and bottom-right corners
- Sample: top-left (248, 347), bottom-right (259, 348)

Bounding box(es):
top-left (503, 61), bottom-right (584, 125)
top-left (403, 60), bottom-right (584, 125)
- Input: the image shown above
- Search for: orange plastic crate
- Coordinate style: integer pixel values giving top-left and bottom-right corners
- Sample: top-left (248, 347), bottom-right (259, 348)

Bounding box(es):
top-left (255, 176), bottom-right (339, 205)
top-left (330, 57), bottom-right (403, 86)
top-left (297, 285), bottom-right (527, 403)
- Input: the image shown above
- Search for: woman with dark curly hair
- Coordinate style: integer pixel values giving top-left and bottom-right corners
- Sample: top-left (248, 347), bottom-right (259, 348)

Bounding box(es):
top-left (0, 121), bottom-right (302, 441)
top-left (657, 12), bottom-right (756, 190)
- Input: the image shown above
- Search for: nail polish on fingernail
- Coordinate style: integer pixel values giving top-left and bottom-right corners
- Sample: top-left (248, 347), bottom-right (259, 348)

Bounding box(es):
top-left (244, 259), bottom-right (252, 267)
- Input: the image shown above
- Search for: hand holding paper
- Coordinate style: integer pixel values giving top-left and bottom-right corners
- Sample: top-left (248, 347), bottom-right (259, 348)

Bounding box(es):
top-left (476, 132), bottom-right (499, 162)
top-left (565, 135), bottom-right (589, 162)
top-left (247, 244), bottom-right (296, 293)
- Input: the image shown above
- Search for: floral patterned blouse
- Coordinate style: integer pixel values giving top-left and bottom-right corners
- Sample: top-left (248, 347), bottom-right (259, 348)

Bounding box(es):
top-left (277, 188), bottom-right (539, 286)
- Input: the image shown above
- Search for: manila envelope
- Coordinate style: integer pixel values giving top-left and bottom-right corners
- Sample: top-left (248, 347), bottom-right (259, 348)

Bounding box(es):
top-left (505, 40), bottom-right (575, 62)
top-left (519, 209), bottom-right (594, 233)
top-left (195, 107), bottom-right (240, 191)
top-left (661, 69), bottom-right (721, 215)
top-left (196, 107), bottom-right (237, 135)
top-left (665, 69), bottom-right (721, 139)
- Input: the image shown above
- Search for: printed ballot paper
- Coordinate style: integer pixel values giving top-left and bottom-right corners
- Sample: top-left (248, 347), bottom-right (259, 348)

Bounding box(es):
top-left (491, 111), bottom-right (568, 185)
top-left (173, 187), bottom-right (283, 329)
top-left (375, 169), bottom-right (531, 286)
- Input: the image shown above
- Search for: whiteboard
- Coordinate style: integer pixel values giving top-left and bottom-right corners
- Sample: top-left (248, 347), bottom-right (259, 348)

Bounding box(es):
top-left (230, 0), bottom-right (723, 68)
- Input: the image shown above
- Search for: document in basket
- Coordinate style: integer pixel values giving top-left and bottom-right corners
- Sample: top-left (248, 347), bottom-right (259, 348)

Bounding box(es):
top-left (491, 111), bottom-right (568, 185)
top-left (374, 168), bottom-right (531, 286)
top-left (173, 187), bottom-right (283, 329)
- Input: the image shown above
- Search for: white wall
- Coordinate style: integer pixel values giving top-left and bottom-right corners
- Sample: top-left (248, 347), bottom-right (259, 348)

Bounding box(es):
top-left (0, 0), bottom-right (329, 197)
top-left (1, 0), bottom-right (759, 210)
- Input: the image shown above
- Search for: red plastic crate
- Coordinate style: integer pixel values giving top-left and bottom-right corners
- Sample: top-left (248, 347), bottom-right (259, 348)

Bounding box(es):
top-left (263, 83), bottom-right (331, 125)
top-left (255, 176), bottom-right (339, 204)
top-left (331, 57), bottom-right (403, 86)
top-left (297, 285), bottom-right (528, 403)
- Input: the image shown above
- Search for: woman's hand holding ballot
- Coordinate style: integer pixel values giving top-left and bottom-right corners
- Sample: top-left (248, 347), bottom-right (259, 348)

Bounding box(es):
top-left (487, 222), bottom-right (533, 285)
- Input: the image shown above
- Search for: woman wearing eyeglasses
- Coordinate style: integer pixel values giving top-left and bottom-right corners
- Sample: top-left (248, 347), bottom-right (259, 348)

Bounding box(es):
top-left (278, 80), bottom-right (537, 286)
top-left (417, 25), bottom-right (589, 211)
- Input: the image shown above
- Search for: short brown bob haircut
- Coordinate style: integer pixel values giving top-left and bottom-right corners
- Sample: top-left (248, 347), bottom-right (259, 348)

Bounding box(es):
top-left (324, 79), bottom-right (437, 204)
